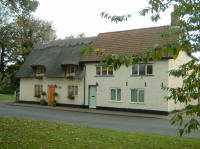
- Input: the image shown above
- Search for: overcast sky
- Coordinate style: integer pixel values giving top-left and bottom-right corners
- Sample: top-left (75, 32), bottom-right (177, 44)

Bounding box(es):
top-left (34, 0), bottom-right (173, 39)
top-left (34, 0), bottom-right (199, 58)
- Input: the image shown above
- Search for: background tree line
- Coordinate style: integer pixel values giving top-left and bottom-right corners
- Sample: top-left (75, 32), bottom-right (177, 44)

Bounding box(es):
top-left (0, 0), bottom-right (56, 94)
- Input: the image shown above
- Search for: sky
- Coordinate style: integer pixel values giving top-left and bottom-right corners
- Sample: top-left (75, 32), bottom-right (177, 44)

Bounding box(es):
top-left (34, 0), bottom-right (173, 39)
top-left (34, 0), bottom-right (199, 59)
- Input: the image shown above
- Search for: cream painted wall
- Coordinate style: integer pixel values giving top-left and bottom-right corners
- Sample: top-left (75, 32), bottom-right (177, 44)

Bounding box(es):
top-left (85, 61), bottom-right (169, 112)
top-left (20, 77), bottom-right (84, 105)
top-left (168, 51), bottom-right (198, 111)
top-left (19, 52), bottom-right (196, 112)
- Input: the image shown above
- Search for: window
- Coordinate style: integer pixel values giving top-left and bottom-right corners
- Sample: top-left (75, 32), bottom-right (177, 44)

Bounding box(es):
top-left (96, 66), bottom-right (101, 75)
top-left (102, 66), bottom-right (107, 75)
top-left (131, 89), bottom-right (144, 103)
top-left (108, 66), bottom-right (113, 75)
top-left (34, 84), bottom-right (43, 97)
top-left (35, 66), bottom-right (45, 74)
top-left (139, 64), bottom-right (145, 75)
top-left (147, 64), bottom-right (153, 75)
top-left (111, 88), bottom-right (121, 101)
top-left (132, 63), bottom-right (153, 76)
top-left (68, 85), bottom-right (78, 96)
top-left (96, 65), bottom-right (113, 76)
top-left (66, 65), bottom-right (77, 74)
top-left (132, 65), bottom-right (138, 75)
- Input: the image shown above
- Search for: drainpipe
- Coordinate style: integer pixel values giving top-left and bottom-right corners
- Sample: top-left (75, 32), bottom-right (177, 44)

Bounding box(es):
top-left (83, 65), bottom-right (86, 106)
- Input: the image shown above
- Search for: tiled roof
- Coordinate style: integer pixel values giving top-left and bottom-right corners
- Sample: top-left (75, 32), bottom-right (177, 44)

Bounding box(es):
top-left (81, 26), bottom-right (176, 62)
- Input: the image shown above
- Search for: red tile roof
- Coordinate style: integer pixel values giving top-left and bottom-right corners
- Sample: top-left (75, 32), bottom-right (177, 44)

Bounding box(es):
top-left (81, 26), bottom-right (176, 62)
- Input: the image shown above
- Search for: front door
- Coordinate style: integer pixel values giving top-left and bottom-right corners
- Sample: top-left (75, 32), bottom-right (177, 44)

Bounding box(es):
top-left (89, 86), bottom-right (96, 108)
top-left (48, 86), bottom-right (55, 105)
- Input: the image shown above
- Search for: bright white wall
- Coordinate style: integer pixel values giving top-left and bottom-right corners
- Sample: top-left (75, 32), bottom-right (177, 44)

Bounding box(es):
top-left (85, 60), bottom-right (169, 112)
top-left (20, 77), bottom-right (84, 105)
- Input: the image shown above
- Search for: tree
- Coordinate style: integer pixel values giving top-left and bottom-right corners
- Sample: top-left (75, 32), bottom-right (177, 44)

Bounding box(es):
top-left (0, 16), bottom-right (56, 94)
top-left (64, 32), bottom-right (85, 39)
top-left (84, 0), bottom-right (200, 136)
top-left (0, 0), bottom-right (56, 93)
top-left (0, 0), bottom-right (39, 81)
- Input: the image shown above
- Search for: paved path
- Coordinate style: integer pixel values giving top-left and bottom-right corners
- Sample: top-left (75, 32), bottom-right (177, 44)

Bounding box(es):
top-left (0, 100), bottom-right (199, 138)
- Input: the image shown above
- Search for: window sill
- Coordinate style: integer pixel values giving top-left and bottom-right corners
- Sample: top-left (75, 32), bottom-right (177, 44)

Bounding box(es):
top-left (34, 96), bottom-right (40, 98)
top-left (95, 75), bottom-right (114, 77)
top-left (130, 75), bottom-right (154, 77)
top-left (129, 102), bottom-right (145, 105)
top-left (108, 100), bottom-right (123, 103)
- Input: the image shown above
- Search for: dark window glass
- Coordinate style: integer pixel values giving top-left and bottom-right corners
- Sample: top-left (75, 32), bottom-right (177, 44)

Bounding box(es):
top-left (102, 66), bottom-right (107, 75)
top-left (131, 89), bottom-right (137, 102)
top-left (139, 90), bottom-right (144, 102)
top-left (147, 64), bottom-right (153, 75)
top-left (111, 89), bottom-right (116, 100)
top-left (139, 64), bottom-right (145, 75)
top-left (132, 65), bottom-right (138, 75)
top-left (35, 85), bottom-right (42, 97)
top-left (96, 66), bottom-right (101, 75)
top-left (108, 66), bottom-right (113, 75)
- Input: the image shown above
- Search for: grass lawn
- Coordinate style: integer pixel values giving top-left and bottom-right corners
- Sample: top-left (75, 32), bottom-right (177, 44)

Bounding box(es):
top-left (0, 94), bottom-right (15, 100)
top-left (0, 116), bottom-right (199, 149)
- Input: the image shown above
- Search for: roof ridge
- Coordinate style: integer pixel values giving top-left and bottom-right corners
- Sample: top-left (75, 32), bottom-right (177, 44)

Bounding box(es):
top-left (98, 25), bottom-right (171, 35)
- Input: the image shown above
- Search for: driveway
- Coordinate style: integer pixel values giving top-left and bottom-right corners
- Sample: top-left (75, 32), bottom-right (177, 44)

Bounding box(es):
top-left (0, 100), bottom-right (199, 138)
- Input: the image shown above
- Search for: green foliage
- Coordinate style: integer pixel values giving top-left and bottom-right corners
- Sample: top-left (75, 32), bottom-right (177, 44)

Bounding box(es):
top-left (0, 0), bottom-right (56, 94)
top-left (53, 92), bottom-right (58, 97)
top-left (0, 116), bottom-right (200, 149)
top-left (97, 0), bottom-right (200, 136)
top-left (64, 32), bottom-right (85, 39)
top-left (41, 91), bottom-right (47, 96)
top-left (0, 94), bottom-right (15, 100)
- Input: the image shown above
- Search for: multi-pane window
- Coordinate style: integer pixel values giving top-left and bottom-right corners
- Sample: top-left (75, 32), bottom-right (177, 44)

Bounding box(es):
top-left (35, 66), bottom-right (45, 74)
top-left (34, 84), bottom-right (43, 97)
top-left (111, 88), bottom-right (121, 101)
top-left (132, 64), bottom-right (153, 76)
top-left (96, 66), bottom-right (101, 75)
top-left (96, 65), bottom-right (113, 76)
top-left (131, 89), bottom-right (144, 103)
top-left (68, 85), bottom-right (78, 96)
top-left (66, 65), bottom-right (77, 74)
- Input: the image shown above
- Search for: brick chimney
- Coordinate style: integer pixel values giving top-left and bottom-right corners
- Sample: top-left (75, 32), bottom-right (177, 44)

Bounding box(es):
top-left (47, 26), bottom-right (56, 41)
top-left (171, 5), bottom-right (180, 26)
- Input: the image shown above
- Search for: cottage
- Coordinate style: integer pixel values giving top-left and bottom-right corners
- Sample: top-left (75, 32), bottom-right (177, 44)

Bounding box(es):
top-left (16, 25), bottom-right (197, 115)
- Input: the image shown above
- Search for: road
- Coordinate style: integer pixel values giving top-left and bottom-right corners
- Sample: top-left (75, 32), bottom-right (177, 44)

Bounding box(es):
top-left (0, 100), bottom-right (199, 138)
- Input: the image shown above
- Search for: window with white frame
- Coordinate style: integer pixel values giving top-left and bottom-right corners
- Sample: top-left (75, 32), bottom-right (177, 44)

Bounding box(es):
top-left (34, 84), bottom-right (43, 97)
top-left (131, 89), bottom-right (144, 103)
top-left (96, 65), bottom-right (113, 76)
top-left (111, 88), bottom-right (121, 101)
top-left (68, 85), bottom-right (78, 96)
top-left (132, 64), bottom-right (153, 76)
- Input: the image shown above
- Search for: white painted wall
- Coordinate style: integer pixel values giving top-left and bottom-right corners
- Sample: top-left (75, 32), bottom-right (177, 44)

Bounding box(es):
top-left (85, 60), bottom-right (169, 112)
top-left (168, 51), bottom-right (198, 111)
top-left (19, 52), bottom-right (197, 112)
top-left (20, 77), bottom-right (84, 105)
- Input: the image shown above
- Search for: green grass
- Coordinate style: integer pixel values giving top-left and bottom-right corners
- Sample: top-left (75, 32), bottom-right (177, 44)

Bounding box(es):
top-left (0, 116), bottom-right (199, 149)
top-left (0, 94), bottom-right (15, 100)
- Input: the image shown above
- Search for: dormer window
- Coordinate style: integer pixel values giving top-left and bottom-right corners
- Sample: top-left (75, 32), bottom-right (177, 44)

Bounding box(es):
top-left (66, 65), bottom-right (77, 74)
top-left (63, 64), bottom-right (78, 76)
top-left (33, 66), bottom-right (45, 78)
top-left (36, 66), bottom-right (45, 74)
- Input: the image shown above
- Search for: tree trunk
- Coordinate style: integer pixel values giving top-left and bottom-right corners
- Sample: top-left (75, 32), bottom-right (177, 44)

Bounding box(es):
top-left (0, 46), bottom-right (5, 81)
